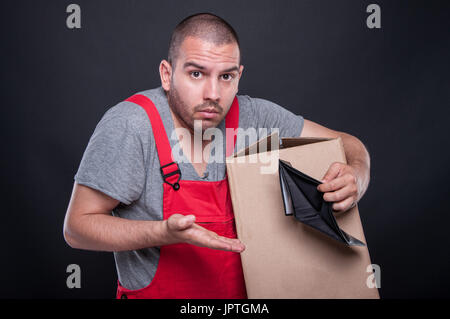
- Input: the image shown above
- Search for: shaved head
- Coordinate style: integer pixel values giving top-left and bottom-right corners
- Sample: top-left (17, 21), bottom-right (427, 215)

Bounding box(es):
top-left (167, 13), bottom-right (241, 68)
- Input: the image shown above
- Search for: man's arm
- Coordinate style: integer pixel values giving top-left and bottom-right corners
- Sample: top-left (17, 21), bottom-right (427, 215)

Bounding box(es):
top-left (63, 182), bottom-right (245, 253)
top-left (300, 119), bottom-right (371, 212)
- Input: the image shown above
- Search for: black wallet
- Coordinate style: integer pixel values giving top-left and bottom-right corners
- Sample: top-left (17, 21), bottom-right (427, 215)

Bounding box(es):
top-left (278, 159), bottom-right (365, 246)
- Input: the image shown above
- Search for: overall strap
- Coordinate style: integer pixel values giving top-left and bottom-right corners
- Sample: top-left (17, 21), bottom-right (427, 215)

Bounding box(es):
top-left (225, 96), bottom-right (240, 157)
top-left (125, 94), bottom-right (181, 190)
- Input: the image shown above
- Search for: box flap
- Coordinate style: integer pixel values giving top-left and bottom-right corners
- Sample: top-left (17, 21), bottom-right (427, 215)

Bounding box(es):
top-left (230, 132), bottom-right (336, 159)
top-left (231, 131), bottom-right (280, 158)
top-left (281, 137), bottom-right (333, 148)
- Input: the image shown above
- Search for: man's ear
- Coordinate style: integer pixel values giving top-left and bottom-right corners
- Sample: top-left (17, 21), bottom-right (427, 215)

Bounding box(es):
top-left (236, 65), bottom-right (244, 94)
top-left (159, 60), bottom-right (172, 91)
top-left (238, 65), bottom-right (244, 79)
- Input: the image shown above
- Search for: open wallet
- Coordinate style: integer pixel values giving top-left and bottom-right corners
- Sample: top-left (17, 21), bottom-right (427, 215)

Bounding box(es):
top-left (278, 159), bottom-right (366, 246)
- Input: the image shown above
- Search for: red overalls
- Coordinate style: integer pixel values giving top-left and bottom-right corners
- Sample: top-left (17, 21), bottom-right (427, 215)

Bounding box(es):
top-left (116, 94), bottom-right (247, 299)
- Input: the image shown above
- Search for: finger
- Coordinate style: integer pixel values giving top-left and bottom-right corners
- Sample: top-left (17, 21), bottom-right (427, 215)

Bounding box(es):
top-left (323, 185), bottom-right (356, 203)
top-left (200, 229), bottom-right (245, 252)
top-left (207, 236), bottom-right (245, 253)
top-left (215, 235), bottom-right (246, 252)
top-left (317, 175), bottom-right (348, 193)
top-left (321, 162), bottom-right (342, 183)
top-left (217, 234), bottom-right (242, 245)
top-left (177, 215), bottom-right (196, 230)
top-left (332, 196), bottom-right (355, 213)
top-left (168, 214), bottom-right (196, 231)
top-left (188, 225), bottom-right (245, 252)
top-left (194, 233), bottom-right (239, 252)
top-left (180, 215), bottom-right (196, 229)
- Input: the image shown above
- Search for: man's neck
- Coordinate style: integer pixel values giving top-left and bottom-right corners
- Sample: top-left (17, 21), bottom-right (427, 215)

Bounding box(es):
top-left (168, 105), bottom-right (211, 149)
top-left (168, 105), bottom-right (213, 178)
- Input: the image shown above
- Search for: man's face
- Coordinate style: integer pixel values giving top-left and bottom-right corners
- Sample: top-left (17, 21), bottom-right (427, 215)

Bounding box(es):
top-left (166, 36), bottom-right (243, 132)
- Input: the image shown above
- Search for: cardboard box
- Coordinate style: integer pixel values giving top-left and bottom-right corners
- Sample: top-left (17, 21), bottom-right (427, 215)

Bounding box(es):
top-left (226, 132), bottom-right (380, 299)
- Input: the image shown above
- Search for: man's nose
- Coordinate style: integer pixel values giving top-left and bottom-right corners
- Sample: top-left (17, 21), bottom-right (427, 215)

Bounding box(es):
top-left (203, 78), bottom-right (221, 102)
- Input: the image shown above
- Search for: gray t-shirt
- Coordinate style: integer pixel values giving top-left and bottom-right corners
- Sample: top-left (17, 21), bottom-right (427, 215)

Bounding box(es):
top-left (74, 86), bottom-right (304, 290)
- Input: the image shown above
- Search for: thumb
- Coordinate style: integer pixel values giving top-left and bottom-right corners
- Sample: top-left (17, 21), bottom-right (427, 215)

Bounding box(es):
top-left (322, 162), bottom-right (341, 183)
top-left (170, 214), bottom-right (196, 231)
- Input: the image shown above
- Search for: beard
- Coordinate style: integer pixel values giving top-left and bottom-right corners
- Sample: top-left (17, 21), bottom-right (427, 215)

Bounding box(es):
top-left (167, 83), bottom-right (225, 133)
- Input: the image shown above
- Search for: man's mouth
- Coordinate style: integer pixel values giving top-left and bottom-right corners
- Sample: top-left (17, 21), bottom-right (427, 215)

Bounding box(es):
top-left (197, 107), bottom-right (220, 119)
top-left (198, 107), bottom-right (219, 113)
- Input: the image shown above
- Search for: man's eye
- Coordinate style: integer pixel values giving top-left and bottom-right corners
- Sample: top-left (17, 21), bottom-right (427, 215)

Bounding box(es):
top-left (221, 74), bottom-right (234, 81)
top-left (191, 71), bottom-right (202, 79)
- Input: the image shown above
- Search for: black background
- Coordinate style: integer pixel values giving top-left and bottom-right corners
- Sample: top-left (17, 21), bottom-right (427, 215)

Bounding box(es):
top-left (1, 0), bottom-right (449, 298)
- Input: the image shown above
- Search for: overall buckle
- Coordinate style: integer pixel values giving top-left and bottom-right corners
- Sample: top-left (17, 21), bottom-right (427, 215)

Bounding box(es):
top-left (160, 162), bottom-right (181, 191)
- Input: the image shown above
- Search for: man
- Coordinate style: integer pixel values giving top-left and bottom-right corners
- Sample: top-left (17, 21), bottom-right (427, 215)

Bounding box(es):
top-left (64, 13), bottom-right (370, 299)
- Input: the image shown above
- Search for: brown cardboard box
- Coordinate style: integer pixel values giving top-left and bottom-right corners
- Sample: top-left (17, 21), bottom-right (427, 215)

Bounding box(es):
top-left (226, 132), bottom-right (380, 299)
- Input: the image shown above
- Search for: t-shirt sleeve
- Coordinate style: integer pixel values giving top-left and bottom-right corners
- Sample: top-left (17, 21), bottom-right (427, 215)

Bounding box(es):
top-left (250, 97), bottom-right (304, 137)
top-left (74, 104), bottom-right (147, 205)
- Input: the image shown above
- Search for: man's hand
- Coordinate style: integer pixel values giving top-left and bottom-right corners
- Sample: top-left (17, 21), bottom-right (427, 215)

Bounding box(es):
top-left (300, 120), bottom-right (371, 212)
top-left (164, 214), bottom-right (245, 253)
top-left (317, 162), bottom-right (361, 213)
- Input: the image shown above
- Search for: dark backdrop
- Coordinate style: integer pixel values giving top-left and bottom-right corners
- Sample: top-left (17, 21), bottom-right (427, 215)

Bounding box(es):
top-left (1, 0), bottom-right (449, 298)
